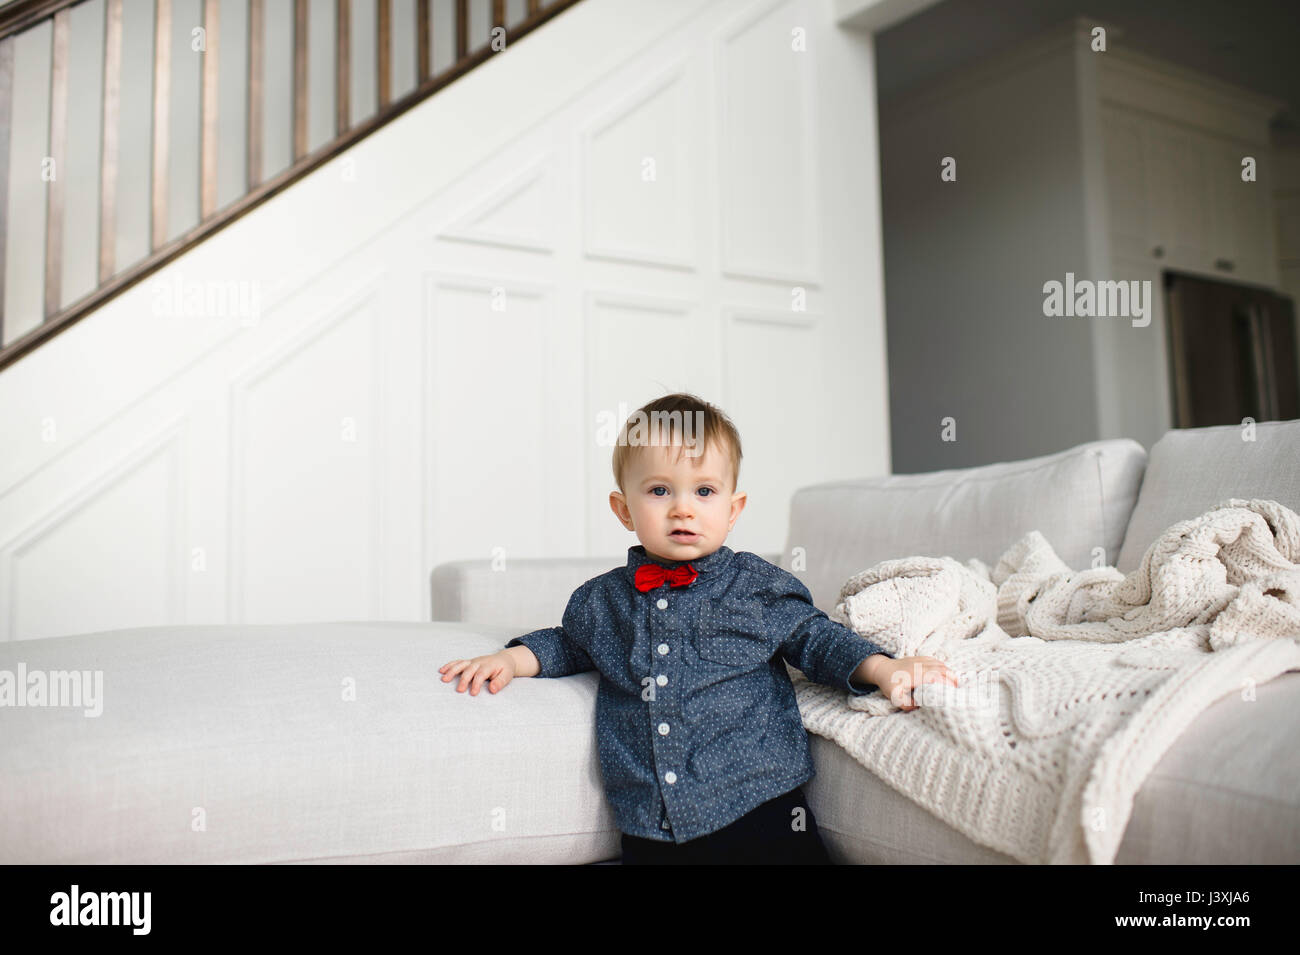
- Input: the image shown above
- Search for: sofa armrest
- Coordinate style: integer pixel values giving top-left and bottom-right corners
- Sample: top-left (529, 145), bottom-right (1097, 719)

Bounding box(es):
top-left (431, 550), bottom-right (785, 629)
top-left (430, 556), bottom-right (622, 629)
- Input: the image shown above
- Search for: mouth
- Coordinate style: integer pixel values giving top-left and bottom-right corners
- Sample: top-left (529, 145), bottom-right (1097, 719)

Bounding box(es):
top-left (669, 530), bottom-right (700, 543)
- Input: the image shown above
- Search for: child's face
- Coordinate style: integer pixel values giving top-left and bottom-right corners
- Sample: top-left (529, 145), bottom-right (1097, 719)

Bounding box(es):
top-left (609, 439), bottom-right (747, 564)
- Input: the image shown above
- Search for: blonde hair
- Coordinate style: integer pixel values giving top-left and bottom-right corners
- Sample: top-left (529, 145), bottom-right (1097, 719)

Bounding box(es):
top-left (611, 392), bottom-right (743, 495)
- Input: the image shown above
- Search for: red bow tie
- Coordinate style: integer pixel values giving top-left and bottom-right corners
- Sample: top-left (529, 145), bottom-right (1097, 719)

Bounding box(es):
top-left (634, 562), bottom-right (698, 592)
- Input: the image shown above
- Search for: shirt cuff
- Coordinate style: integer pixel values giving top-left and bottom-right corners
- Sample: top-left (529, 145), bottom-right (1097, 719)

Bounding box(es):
top-left (832, 633), bottom-right (891, 696)
top-left (505, 628), bottom-right (561, 678)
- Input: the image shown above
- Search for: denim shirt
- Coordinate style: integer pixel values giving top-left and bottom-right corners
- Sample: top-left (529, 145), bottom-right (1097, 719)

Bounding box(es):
top-left (504, 543), bottom-right (892, 843)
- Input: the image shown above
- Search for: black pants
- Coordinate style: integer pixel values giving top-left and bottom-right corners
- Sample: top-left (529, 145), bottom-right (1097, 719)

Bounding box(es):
top-left (619, 785), bottom-right (831, 865)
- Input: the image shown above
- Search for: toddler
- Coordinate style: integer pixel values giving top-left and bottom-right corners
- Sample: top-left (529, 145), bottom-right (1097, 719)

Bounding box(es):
top-left (440, 393), bottom-right (955, 864)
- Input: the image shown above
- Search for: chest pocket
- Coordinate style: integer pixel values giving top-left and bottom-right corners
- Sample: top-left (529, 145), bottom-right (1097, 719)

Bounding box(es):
top-left (696, 598), bottom-right (772, 667)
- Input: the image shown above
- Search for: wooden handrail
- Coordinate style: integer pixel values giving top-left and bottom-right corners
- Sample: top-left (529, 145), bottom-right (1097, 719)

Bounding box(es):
top-left (0, 0), bottom-right (584, 373)
top-left (0, 0), bottom-right (79, 42)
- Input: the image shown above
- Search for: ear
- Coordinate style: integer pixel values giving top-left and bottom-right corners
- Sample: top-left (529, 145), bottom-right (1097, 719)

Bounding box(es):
top-left (729, 490), bottom-right (747, 529)
top-left (609, 491), bottom-right (635, 530)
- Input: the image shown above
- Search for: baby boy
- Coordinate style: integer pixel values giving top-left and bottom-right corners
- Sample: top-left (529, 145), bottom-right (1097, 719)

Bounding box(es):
top-left (439, 393), bottom-right (955, 864)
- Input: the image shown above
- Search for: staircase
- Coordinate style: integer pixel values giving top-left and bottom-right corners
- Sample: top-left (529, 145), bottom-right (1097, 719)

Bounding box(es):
top-left (0, 0), bottom-right (580, 371)
top-left (0, 0), bottom-right (889, 641)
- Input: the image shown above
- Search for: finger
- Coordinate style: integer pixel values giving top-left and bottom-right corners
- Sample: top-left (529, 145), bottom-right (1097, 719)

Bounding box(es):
top-left (457, 660), bottom-right (478, 691)
top-left (478, 664), bottom-right (504, 694)
top-left (471, 665), bottom-right (494, 695)
top-left (457, 663), bottom-right (480, 692)
top-left (440, 661), bottom-right (467, 681)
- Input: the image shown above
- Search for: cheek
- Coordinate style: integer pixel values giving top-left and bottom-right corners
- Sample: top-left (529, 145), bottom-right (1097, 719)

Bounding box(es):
top-left (630, 497), bottom-right (662, 518)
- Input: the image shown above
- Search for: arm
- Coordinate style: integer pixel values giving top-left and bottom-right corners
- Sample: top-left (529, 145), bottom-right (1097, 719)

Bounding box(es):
top-left (766, 567), bottom-right (893, 696)
top-left (850, 654), bottom-right (892, 692)
top-left (501, 644), bottom-right (541, 678)
top-left (503, 583), bottom-right (597, 678)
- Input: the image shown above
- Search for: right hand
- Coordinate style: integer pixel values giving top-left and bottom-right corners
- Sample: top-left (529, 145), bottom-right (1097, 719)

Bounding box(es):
top-left (439, 652), bottom-right (517, 696)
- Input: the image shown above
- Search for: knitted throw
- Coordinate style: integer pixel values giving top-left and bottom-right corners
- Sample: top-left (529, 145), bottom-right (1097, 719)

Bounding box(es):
top-left (791, 498), bottom-right (1300, 864)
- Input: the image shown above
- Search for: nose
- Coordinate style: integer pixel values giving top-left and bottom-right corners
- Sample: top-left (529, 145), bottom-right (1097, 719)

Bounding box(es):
top-left (669, 493), bottom-right (693, 516)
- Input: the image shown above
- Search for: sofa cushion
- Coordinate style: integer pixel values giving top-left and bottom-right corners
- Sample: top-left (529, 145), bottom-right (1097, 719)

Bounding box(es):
top-left (0, 622), bottom-right (620, 863)
top-left (782, 439), bottom-right (1147, 613)
top-left (806, 671), bottom-right (1300, 864)
top-left (1116, 419), bottom-right (1300, 574)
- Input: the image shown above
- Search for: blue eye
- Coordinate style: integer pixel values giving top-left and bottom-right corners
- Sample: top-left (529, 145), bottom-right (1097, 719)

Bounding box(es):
top-left (650, 487), bottom-right (666, 496)
top-left (699, 488), bottom-right (713, 497)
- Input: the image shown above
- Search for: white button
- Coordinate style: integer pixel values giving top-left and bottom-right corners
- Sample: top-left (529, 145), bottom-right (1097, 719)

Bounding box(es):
top-left (656, 598), bottom-right (668, 610)
top-left (661, 819), bottom-right (670, 829)
top-left (656, 674), bottom-right (668, 686)
top-left (664, 771), bottom-right (677, 784)
top-left (658, 722), bottom-right (670, 735)
top-left (657, 643), bottom-right (669, 655)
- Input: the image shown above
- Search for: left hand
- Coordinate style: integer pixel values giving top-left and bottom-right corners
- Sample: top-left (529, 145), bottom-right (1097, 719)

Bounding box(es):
top-left (869, 655), bottom-right (958, 711)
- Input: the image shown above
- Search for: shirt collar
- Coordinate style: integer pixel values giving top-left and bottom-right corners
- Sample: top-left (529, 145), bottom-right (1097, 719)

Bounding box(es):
top-left (625, 543), bottom-right (734, 586)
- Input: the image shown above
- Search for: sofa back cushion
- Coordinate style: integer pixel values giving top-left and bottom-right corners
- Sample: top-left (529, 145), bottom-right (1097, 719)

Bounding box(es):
top-left (782, 439), bottom-right (1147, 613)
top-left (1116, 419), bottom-right (1300, 574)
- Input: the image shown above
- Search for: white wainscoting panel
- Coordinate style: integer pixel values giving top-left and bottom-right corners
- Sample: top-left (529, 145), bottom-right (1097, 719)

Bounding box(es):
top-left (720, 306), bottom-right (824, 552)
top-left (228, 282), bottom-right (385, 624)
top-left (581, 60), bottom-right (699, 270)
top-left (716, 0), bottom-right (822, 286)
top-left (0, 418), bottom-right (187, 642)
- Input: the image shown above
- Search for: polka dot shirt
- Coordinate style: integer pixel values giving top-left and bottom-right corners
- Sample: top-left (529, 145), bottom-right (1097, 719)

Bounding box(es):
top-left (505, 543), bottom-right (891, 843)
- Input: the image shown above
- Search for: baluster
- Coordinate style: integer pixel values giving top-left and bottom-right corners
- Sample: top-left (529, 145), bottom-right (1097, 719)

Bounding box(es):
top-left (200, 0), bottom-right (220, 218)
top-left (99, 0), bottom-right (122, 281)
top-left (293, 0), bottom-right (308, 160)
top-left (247, 0), bottom-right (263, 187)
top-left (455, 0), bottom-right (466, 60)
top-left (336, 0), bottom-right (350, 134)
top-left (377, 0), bottom-right (390, 108)
top-left (417, 0), bottom-right (429, 82)
top-left (151, 0), bottom-right (171, 250)
top-left (0, 36), bottom-right (13, 340)
top-left (45, 8), bottom-right (70, 318)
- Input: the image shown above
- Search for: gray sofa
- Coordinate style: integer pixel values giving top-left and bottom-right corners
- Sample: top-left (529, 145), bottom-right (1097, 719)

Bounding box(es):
top-left (3, 420), bottom-right (1298, 863)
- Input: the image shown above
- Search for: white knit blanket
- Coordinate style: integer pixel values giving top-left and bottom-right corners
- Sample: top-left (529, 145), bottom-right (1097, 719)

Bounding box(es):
top-left (792, 498), bottom-right (1300, 864)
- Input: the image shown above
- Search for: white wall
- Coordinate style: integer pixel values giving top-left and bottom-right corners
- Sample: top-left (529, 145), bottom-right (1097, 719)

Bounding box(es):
top-left (879, 17), bottom-right (1290, 472)
top-left (0, 0), bottom-right (891, 640)
top-left (879, 23), bottom-right (1100, 473)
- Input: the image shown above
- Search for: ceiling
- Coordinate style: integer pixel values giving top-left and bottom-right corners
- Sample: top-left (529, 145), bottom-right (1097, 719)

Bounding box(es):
top-left (875, 0), bottom-right (1300, 135)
